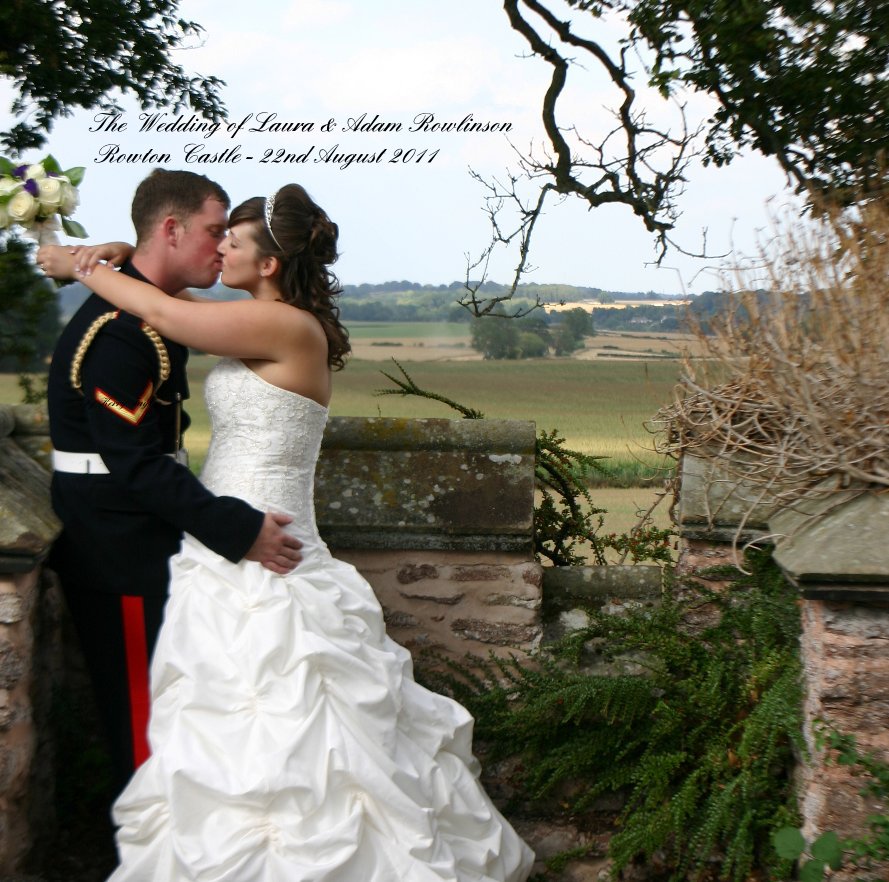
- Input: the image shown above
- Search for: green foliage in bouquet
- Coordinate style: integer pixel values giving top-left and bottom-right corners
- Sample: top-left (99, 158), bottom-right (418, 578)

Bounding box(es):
top-left (0, 154), bottom-right (87, 239)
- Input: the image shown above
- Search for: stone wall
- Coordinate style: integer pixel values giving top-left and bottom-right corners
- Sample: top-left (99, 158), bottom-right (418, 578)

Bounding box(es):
top-left (771, 491), bottom-right (889, 880)
top-left (0, 404), bottom-right (543, 873)
top-left (314, 416), bottom-right (543, 664)
top-left (16, 405), bottom-right (889, 878)
top-left (674, 452), bottom-right (773, 577)
top-left (0, 403), bottom-right (62, 874)
top-left (677, 452), bottom-right (889, 880)
top-left (341, 550), bottom-right (542, 661)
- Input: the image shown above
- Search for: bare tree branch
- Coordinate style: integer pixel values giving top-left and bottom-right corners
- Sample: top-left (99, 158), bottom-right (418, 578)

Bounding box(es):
top-left (465, 0), bottom-right (887, 315)
top-left (463, 0), bottom-right (705, 315)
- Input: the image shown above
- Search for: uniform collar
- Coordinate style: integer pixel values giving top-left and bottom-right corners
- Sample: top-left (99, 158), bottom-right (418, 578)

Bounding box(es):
top-left (120, 258), bottom-right (155, 286)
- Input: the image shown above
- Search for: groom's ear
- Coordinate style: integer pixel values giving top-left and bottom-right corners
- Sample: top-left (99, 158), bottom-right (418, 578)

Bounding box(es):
top-left (161, 215), bottom-right (181, 246)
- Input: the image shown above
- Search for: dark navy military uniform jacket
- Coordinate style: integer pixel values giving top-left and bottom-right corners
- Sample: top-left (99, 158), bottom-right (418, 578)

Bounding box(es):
top-left (47, 261), bottom-right (264, 597)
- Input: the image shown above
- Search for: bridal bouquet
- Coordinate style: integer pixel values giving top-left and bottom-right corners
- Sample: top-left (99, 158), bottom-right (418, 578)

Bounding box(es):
top-left (0, 155), bottom-right (87, 244)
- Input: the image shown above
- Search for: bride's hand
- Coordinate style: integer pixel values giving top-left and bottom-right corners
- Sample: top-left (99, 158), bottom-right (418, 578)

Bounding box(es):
top-left (36, 244), bottom-right (78, 280)
top-left (72, 241), bottom-right (134, 275)
top-left (37, 241), bottom-right (133, 280)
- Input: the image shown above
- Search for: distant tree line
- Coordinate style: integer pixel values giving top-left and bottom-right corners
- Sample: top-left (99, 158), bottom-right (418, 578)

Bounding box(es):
top-left (40, 279), bottom-right (677, 326)
top-left (338, 281), bottom-right (682, 324)
top-left (591, 303), bottom-right (682, 333)
top-left (340, 294), bottom-right (472, 323)
top-left (5, 273), bottom-right (723, 382)
top-left (467, 293), bottom-right (743, 358)
top-left (470, 307), bottom-right (595, 359)
top-left (342, 280), bottom-right (678, 300)
top-left (589, 293), bottom-right (731, 334)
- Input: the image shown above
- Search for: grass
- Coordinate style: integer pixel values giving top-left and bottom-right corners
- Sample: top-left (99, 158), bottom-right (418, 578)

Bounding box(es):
top-left (3, 347), bottom-right (678, 543)
top-left (3, 353), bottom-right (680, 480)
top-left (0, 374), bottom-right (22, 401)
top-left (575, 485), bottom-right (673, 554)
top-left (4, 325), bottom-right (682, 532)
top-left (329, 356), bottom-right (679, 471)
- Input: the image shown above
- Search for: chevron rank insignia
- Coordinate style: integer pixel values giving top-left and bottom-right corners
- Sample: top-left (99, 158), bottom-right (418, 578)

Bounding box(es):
top-left (94, 381), bottom-right (154, 425)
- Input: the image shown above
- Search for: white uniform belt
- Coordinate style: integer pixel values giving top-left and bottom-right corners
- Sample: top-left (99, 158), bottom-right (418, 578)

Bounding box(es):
top-left (52, 449), bottom-right (188, 474)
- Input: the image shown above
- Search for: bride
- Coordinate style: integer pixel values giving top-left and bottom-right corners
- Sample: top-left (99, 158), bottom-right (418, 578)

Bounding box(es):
top-left (40, 184), bottom-right (534, 882)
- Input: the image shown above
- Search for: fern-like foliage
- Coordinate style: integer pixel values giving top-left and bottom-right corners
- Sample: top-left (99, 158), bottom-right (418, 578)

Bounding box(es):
top-left (535, 427), bottom-right (608, 565)
top-left (424, 550), bottom-right (803, 881)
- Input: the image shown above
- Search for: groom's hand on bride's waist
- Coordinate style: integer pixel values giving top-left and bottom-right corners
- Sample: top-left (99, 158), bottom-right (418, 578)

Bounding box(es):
top-left (246, 512), bottom-right (303, 574)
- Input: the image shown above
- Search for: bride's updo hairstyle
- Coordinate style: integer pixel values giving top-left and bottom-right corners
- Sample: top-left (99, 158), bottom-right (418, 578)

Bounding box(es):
top-left (228, 184), bottom-right (350, 370)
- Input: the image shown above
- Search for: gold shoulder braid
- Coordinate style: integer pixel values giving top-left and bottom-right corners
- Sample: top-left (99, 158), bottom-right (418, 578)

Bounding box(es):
top-left (139, 322), bottom-right (172, 401)
top-left (70, 311), bottom-right (119, 391)
top-left (70, 311), bottom-right (171, 393)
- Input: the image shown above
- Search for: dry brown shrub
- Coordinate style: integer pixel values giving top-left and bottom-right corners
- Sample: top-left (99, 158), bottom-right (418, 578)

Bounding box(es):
top-left (655, 196), bottom-right (889, 505)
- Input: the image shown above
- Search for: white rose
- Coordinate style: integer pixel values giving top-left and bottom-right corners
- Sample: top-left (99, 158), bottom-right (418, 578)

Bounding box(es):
top-left (25, 163), bottom-right (46, 180)
top-left (0, 202), bottom-right (8, 229)
top-left (37, 176), bottom-right (63, 209)
top-left (59, 181), bottom-right (79, 215)
top-left (7, 190), bottom-right (39, 224)
top-left (0, 178), bottom-right (22, 197)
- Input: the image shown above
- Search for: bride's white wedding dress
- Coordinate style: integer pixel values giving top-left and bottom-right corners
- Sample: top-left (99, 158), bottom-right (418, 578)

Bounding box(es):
top-left (109, 358), bottom-right (535, 882)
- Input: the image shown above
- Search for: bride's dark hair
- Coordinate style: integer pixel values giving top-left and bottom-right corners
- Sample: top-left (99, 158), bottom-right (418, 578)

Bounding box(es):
top-left (229, 184), bottom-right (350, 370)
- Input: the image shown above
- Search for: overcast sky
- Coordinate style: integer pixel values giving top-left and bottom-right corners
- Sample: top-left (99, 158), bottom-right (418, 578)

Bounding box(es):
top-left (2, 0), bottom-right (795, 294)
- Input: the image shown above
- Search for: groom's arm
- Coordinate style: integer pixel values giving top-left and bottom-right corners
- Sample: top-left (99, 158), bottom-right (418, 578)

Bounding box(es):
top-left (78, 318), bottom-right (297, 566)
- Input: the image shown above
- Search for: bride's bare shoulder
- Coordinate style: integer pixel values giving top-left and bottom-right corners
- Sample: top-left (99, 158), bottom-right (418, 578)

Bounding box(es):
top-left (271, 301), bottom-right (329, 348)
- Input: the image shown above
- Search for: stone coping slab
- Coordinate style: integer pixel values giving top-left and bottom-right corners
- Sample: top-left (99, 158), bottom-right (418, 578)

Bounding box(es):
top-left (542, 565), bottom-right (662, 615)
top-left (0, 404), bottom-right (14, 439)
top-left (0, 405), bottom-right (537, 557)
top-left (320, 416), bottom-right (535, 454)
top-left (677, 453), bottom-right (775, 534)
top-left (771, 487), bottom-right (889, 589)
top-left (0, 439), bottom-right (60, 571)
top-left (315, 417), bottom-right (536, 552)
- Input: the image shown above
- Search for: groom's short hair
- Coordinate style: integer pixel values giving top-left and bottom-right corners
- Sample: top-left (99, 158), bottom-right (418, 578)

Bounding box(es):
top-left (131, 169), bottom-right (230, 244)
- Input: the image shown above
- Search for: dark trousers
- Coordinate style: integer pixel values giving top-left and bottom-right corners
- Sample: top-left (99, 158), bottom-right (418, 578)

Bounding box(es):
top-left (60, 569), bottom-right (167, 796)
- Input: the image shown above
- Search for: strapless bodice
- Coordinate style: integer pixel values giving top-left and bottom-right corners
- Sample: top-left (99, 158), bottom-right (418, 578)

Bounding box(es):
top-left (199, 358), bottom-right (329, 530)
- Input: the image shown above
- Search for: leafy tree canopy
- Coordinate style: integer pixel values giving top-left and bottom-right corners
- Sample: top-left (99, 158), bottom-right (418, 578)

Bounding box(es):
top-left (470, 310), bottom-right (593, 359)
top-left (0, 0), bottom-right (226, 151)
top-left (626, 0), bottom-right (888, 199)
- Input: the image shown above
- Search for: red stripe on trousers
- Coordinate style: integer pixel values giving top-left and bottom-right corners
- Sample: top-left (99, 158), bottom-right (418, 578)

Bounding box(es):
top-left (120, 595), bottom-right (151, 767)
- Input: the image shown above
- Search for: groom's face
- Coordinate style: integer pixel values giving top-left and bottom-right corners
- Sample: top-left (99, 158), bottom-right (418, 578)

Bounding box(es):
top-left (177, 197), bottom-right (228, 289)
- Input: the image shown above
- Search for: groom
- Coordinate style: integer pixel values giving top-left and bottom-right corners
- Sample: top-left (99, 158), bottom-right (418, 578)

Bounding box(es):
top-left (46, 169), bottom-right (301, 794)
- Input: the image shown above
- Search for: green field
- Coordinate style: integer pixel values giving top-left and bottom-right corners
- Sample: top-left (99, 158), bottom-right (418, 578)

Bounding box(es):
top-left (2, 353), bottom-right (680, 475)
top-left (336, 358), bottom-right (677, 463)
top-left (180, 354), bottom-right (679, 470)
top-left (2, 329), bottom-right (682, 536)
